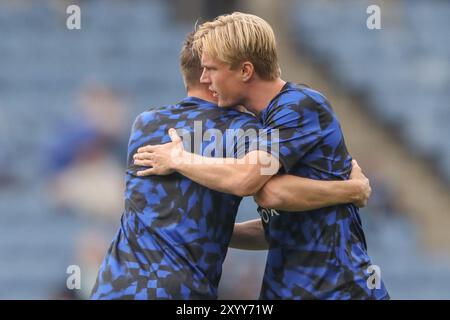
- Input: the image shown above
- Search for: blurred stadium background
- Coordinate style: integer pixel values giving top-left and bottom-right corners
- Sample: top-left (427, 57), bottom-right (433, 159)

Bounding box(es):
top-left (0, 0), bottom-right (449, 299)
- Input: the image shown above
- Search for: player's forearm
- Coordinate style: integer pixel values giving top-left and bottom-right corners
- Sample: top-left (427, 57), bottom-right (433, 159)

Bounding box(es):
top-left (229, 219), bottom-right (268, 250)
top-left (254, 175), bottom-right (362, 212)
top-left (173, 151), bottom-right (272, 197)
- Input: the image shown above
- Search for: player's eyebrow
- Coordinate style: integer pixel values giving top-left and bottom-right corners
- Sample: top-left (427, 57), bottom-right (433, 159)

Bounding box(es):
top-left (201, 63), bottom-right (215, 70)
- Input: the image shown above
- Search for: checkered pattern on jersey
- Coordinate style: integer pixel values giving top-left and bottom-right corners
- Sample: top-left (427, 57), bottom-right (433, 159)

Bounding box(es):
top-left (91, 97), bottom-right (261, 299)
top-left (257, 83), bottom-right (389, 300)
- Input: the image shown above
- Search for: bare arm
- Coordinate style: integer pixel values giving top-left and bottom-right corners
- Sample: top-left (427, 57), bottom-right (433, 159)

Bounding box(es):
top-left (172, 150), bottom-right (279, 197)
top-left (254, 160), bottom-right (371, 211)
top-left (134, 129), bottom-right (280, 197)
top-left (229, 219), bottom-right (268, 250)
top-left (134, 130), bottom-right (370, 209)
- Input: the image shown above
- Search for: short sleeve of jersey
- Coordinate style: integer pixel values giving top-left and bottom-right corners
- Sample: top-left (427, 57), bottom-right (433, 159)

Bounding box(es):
top-left (262, 91), bottom-right (323, 172)
top-left (127, 111), bottom-right (155, 160)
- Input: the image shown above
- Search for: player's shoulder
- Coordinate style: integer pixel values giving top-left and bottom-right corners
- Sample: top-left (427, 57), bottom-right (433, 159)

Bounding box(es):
top-left (262, 84), bottom-right (333, 127)
top-left (277, 83), bottom-right (328, 107)
top-left (133, 104), bottom-right (175, 125)
top-left (224, 109), bottom-right (261, 130)
top-left (132, 110), bottom-right (154, 129)
top-left (296, 85), bottom-right (328, 106)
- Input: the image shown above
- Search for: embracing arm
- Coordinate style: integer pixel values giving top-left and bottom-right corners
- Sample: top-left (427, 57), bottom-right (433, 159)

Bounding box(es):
top-left (254, 160), bottom-right (371, 211)
top-left (171, 150), bottom-right (279, 197)
top-left (229, 219), bottom-right (268, 250)
top-left (133, 130), bottom-right (370, 208)
top-left (134, 129), bottom-right (280, 197)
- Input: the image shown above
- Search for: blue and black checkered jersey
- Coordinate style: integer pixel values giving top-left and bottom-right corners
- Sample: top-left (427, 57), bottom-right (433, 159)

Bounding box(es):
top-left (257, 82), bottom-right (389, 300)
top-left (90, 96), bottom-right (261, 299)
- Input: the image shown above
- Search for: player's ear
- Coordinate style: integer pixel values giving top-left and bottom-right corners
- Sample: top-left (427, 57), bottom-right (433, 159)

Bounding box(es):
top-left (241, 61), bottom-right (254, 82)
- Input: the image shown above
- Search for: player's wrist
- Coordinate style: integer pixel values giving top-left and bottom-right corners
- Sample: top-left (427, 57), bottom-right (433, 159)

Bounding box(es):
top-left (349, 179), bottom-right (369, 207)
top-left (171, 148), bottom-right (189, 171)
top-left (346, 179), bottom-right (362, 202)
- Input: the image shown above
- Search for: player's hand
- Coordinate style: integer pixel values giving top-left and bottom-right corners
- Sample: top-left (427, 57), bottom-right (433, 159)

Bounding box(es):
top-left (349, 160), bottom-right (371, 208)
top-left (133, 128), bottom-right (184, 176)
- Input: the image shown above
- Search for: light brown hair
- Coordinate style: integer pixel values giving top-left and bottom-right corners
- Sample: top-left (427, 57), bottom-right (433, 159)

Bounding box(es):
top-left (180, 32), bottom-right (203, 89)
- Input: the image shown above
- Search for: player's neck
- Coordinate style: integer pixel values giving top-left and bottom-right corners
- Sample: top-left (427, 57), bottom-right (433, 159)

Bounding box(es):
top-left (187, 86), bottom-right (216, 104)
top-left (243, 78), bottom-right (286, 115)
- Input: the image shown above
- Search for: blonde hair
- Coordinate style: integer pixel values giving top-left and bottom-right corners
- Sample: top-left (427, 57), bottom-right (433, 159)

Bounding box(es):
top-left (193, 12), bottom-right (280, 80)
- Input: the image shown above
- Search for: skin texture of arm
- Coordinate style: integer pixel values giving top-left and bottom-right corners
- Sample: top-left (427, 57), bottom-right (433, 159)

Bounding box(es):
top-left (133, 130), bottom-right (371, 208)
top-left (254, 160), bottom-right (371, 211)
top-left (171, 149), bottom-right (278, 197)
top-left (134, 129), bottom-right (280, 197)
top-left (229, 219), bottom-right (268, 250)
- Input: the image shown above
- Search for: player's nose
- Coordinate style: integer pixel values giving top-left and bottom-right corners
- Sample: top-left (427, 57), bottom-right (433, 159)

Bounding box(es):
top-left (200, 69), bottom-right (210, 84)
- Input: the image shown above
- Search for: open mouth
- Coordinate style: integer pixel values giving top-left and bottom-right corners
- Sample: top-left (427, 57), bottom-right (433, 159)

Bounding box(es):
top-left (209, 88), bottom-right (219, 98)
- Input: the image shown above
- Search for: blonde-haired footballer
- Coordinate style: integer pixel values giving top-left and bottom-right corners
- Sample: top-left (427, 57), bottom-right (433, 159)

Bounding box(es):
top-left (135, 12), bottom-right (389, 299)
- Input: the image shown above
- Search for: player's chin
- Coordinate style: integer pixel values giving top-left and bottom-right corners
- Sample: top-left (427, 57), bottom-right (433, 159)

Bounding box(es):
top-left (218, 98), bottom-right (236, 108)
